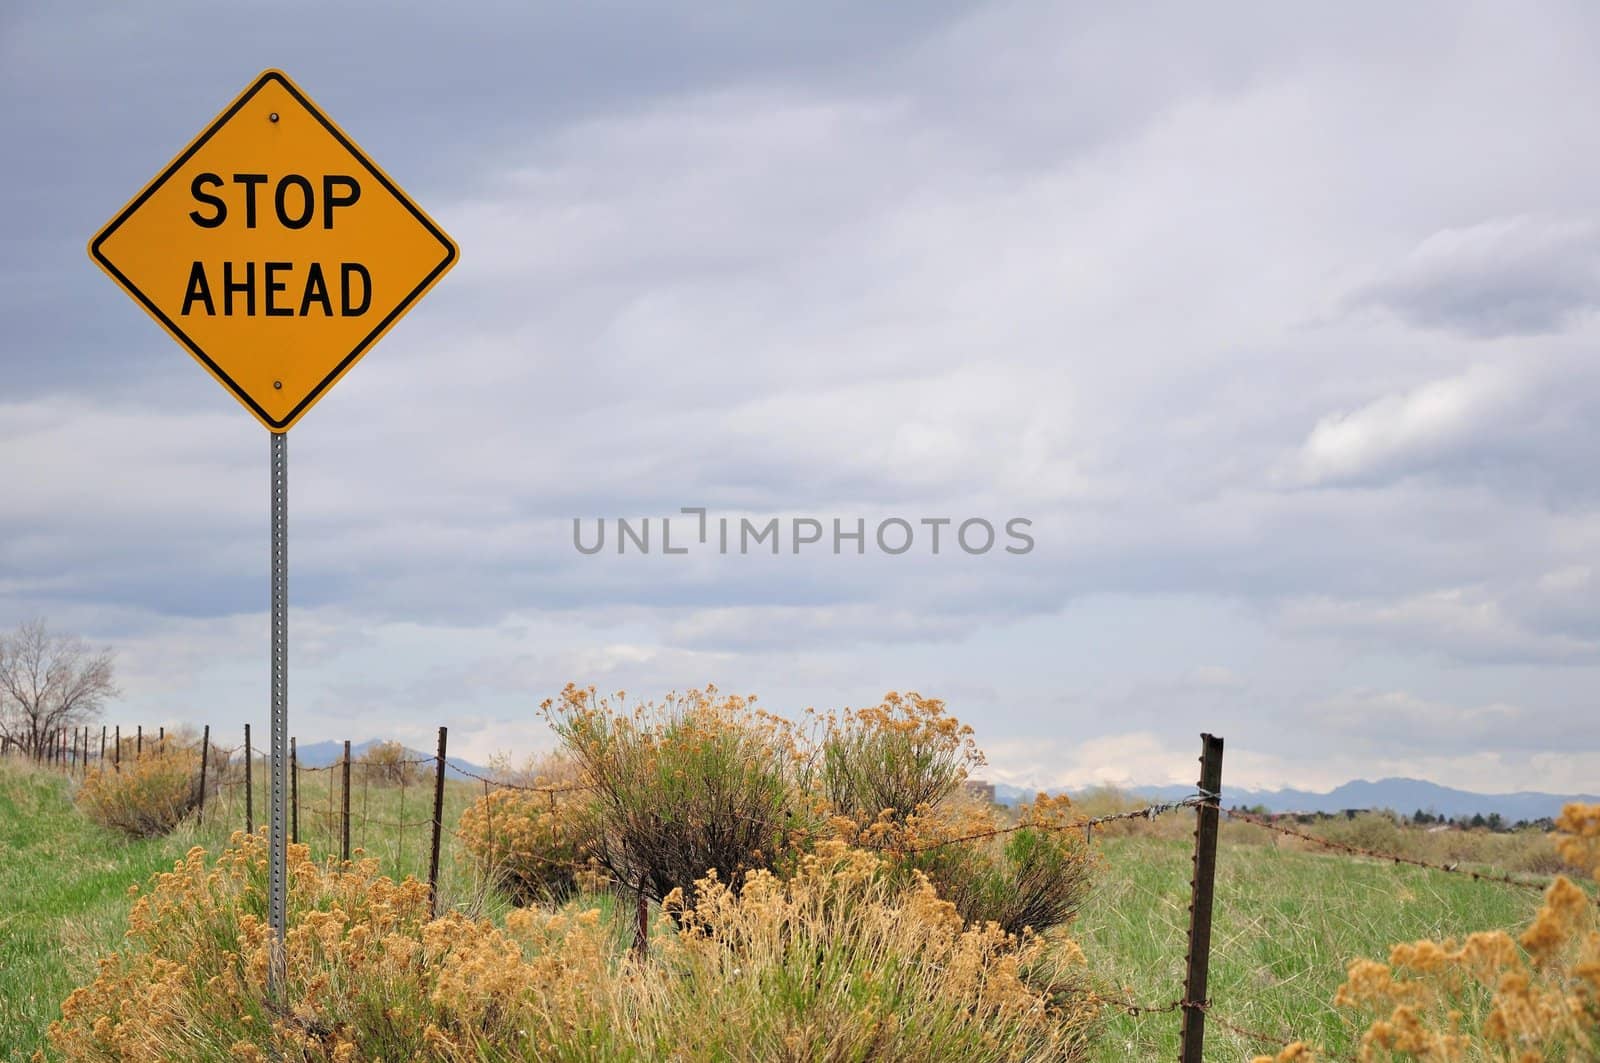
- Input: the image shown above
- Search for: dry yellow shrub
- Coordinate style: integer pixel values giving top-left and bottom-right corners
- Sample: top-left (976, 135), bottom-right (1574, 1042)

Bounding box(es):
top-left (50, 831), bottom-right (1093, 1061)
top-left (456, 785), bottom-right (582, 904)
top-left (76, 745), bottom-right (201, 837)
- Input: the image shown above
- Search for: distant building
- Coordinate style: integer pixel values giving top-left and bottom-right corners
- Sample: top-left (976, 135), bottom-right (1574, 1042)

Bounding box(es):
top-left (964, 779), bottom-right (997, 805)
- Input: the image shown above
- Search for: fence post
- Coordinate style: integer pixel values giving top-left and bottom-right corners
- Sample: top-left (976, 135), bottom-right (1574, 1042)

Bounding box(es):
top-left (245, 723), bottom-right (254, 836)
top-left (71, 728), bottom-right (79, 772)
top-left (428, 727), bottom-right (448, 918)
top-left (136, 725), bottom-right (142, 760)
top-left (158, 726), bottom-right (165, 752)
top-left (1178, 733), bottom-right (1225, 1063)
top-left (197, 724), bottom-right (210, 825)
top-left (341, 740), bottom-right (352, 862)
top-left (114, 725), bottom-right (120, 772)
top-left (290, 737), bottom-right (299, 845)
top-left (100, 725), bottom-right (106, 767)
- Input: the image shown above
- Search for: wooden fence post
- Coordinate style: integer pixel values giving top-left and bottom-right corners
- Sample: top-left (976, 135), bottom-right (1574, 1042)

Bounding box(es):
top-left (197, 724), bottom-right (210, 825)
top-left (114, 725), bottom-right (120, 772)
top-left (100, 725), bottom-right (106, 767)
top-left (245, 723), bottom-right (254, 836)
top-left (428, 727), bottom-right (448, 918)
top-left (136, 725), bottom-right (142, 760)
top-left (1178, 733), bottom-right (1225, 1063)
top-left (341, 740), bottom-right (352, 862)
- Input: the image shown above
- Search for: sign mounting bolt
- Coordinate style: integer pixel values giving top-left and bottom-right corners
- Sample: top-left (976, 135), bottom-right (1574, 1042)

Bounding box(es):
top-left (269, 112), bottom-right (280, 122)
top-left (273, 380), bottom-right (283, 389)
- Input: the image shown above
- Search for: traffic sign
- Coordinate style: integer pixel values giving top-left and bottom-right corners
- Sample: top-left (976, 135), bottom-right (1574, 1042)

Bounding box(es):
top-left (88, 69), bottom-right (457, 432)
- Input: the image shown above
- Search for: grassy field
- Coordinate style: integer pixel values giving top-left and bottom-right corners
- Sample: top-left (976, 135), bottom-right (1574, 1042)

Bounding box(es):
top-left (1075, 833), bottom-right (1546, 1060)
top-left (0, 757), bottom-right (1568, 1061)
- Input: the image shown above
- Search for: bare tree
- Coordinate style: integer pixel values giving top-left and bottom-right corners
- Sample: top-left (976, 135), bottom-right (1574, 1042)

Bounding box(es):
top-left (0, 619), bottom-right (118, 761)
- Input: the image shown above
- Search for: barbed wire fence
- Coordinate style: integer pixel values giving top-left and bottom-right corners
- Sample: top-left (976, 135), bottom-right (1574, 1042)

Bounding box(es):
top-left (5, 722), bottom-right (1588, 1060)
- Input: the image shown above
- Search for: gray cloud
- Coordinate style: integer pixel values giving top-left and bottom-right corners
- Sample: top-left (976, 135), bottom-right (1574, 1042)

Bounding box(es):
top-left (1355, 216), bottom-right (1600, 338)
top-left (5, 2), bottom-right (1600, 792)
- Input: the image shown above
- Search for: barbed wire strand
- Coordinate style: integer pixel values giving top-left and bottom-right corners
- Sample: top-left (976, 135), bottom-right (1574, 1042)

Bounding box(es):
top-left (1225, 809), bottom-right (1573, 897)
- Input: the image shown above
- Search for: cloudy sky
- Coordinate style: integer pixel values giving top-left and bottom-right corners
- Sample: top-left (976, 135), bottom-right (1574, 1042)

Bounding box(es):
top-left (4, 2), bottom-right (1599, 794)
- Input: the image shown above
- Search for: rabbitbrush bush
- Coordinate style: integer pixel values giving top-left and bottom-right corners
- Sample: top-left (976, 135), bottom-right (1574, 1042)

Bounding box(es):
top-left (49, 832), bottom-right (1095, 1061)
top-left (76, 744), bottom-right (202, 838)
top-left (466, 686), bottom-right (1094, 938)
top-left (354, 740), bottom-right (420, 786)
top-left (456, 783), bottom-right (583, 905)
top-left (1255, 803), bottom-right (1600, 1062)
top-left (540, 684), bottom-right (817, 905)
top-left (900, 791), bottom-right (1095, 937)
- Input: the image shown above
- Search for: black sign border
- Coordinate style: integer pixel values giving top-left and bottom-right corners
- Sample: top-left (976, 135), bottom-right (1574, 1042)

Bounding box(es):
top-left (89, 70), bottom-right (458, 431)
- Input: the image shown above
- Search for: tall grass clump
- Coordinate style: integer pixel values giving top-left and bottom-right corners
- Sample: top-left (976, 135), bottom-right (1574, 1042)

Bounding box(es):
top-left (75, 744), bottom-right (201, 838)
top-left (1255, 803), bottom-right (1600, 1062)
top-left (651, 840), bottom-right (1094, 1060)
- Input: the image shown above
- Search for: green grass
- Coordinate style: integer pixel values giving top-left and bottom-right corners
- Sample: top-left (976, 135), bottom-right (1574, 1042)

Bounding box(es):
top-left (1076, 833), bottom-right (1548, 1060)
top-left (0, 757), bottom-right (487, 1060)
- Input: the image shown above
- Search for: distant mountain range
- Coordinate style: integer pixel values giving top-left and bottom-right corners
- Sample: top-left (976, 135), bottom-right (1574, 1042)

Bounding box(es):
top-left (290, 738), bottom-right (486, 780)
top-left (992, 777), bottom-right (1600, 823)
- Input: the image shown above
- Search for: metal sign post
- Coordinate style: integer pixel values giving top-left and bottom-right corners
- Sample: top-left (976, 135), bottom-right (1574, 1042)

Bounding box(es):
top-left (87, 68), bottom-right (458, 1008)
top-left (268, 432), bottom-right (289, 994)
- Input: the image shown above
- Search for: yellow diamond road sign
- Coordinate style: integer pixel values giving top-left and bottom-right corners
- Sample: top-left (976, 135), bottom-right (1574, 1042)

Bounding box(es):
top-left (89, 69), bottom-right (458, 432)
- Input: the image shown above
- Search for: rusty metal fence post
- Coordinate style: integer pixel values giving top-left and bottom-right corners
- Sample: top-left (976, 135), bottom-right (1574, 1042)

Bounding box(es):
top-left (1179, 733), bottom-right (1224, 1063)
top-left (341, 740), bottom-right (352, 862)
top-left (245, 723), bottom-right (254, 835)
top-left (428, 727), bottom-right (448, 917)
top-left (197, 724), bottom-right (210, 825)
